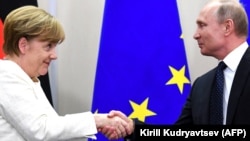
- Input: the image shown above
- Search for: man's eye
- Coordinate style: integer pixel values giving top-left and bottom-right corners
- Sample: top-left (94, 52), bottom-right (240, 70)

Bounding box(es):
top-left (199, 23), bottom-right (206, 28)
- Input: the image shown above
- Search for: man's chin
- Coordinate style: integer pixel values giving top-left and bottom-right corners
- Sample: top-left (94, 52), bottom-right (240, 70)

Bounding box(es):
top-left (200, 50), bottom-right (210, 56)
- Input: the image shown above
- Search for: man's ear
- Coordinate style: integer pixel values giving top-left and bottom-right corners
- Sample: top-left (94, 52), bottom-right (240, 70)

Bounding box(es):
top-left (224, 19), bottom-right (234, 36)
top-left (18, 37), bottom-right (28, 54)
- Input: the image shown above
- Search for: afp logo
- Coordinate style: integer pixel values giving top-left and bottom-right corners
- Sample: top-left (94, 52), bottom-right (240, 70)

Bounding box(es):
top-left (222, 129), bottom-right (246, 138)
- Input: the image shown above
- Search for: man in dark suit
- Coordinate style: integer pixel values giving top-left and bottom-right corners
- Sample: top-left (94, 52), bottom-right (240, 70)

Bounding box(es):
top-left (175, 0), bottom-right (250, 125)
top-left (100, 0), bottom-right (250, 140)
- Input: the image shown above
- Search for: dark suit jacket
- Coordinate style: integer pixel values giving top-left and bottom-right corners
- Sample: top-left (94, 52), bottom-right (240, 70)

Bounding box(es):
top-left (175, 47), bottom-right (250, 125)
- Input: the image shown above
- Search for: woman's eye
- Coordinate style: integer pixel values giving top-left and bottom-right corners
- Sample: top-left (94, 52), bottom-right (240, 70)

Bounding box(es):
top-left (44, 44), bottom-right (52, 51)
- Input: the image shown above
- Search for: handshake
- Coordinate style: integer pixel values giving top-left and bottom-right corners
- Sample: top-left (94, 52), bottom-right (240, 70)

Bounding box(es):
top-left (94, 110), bottom-right (134, 140)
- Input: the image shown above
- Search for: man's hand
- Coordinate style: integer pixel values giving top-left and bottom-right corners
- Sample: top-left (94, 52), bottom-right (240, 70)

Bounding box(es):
top-left (97, 110), bottom-right (134, 140)
top-left (94, 111), bottom-right (132, 140)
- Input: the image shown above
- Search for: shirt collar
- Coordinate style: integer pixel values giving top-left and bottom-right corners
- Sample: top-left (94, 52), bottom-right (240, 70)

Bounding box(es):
top-left (223, 41), bottom-right (248, 72)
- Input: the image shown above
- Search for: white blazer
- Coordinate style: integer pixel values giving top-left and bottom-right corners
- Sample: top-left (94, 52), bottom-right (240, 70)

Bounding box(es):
top-left (0, 60), bottom-right (97, 141)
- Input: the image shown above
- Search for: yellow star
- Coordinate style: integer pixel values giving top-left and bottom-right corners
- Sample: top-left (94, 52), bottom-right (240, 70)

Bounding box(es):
top-left (180, 33), bottom-right (184, 39)
top-left (128, 97), bottom-right (156, 122)
top-left (166, 65), bottom-right (190, 94)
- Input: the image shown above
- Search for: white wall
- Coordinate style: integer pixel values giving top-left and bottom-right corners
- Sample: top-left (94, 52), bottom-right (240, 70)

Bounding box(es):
top-left (38, 0), bottom-right (105, 115)
top-left (37, 0), bottom-right (218, 116)
top-left (177, 0), bottom-right (217, 82)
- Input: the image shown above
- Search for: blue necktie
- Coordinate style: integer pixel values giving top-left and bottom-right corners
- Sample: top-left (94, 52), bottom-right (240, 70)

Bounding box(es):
top-left (209, 61), bottom-right (227, 125)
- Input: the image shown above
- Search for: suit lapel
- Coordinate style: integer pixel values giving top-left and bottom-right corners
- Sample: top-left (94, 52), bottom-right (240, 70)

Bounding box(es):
top-left (226, 47), bottom-right (250, 124)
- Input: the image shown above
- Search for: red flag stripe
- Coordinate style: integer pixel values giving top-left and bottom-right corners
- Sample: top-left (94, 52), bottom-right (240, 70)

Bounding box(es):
top-left (0, 19), bottom-right (4, 59)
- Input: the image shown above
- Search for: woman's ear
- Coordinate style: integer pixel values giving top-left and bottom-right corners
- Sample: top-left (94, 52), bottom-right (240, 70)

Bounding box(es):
top-left (18, 37), bottom-right (28, 54)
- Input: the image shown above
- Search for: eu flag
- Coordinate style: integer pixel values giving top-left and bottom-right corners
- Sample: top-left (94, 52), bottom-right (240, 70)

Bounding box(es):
top-left (91, 0), bottom-right (191, 140)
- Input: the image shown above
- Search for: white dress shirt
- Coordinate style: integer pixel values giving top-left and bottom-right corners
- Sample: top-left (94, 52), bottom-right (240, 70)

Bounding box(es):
top-left (0, 60), bottom-right (97, 141)
top-left (222, 41), bottom-right (248, 125)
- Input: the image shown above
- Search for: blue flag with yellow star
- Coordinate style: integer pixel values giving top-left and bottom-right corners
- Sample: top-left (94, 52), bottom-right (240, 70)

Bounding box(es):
top-left (91, 0), bottom-right (191, 140)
